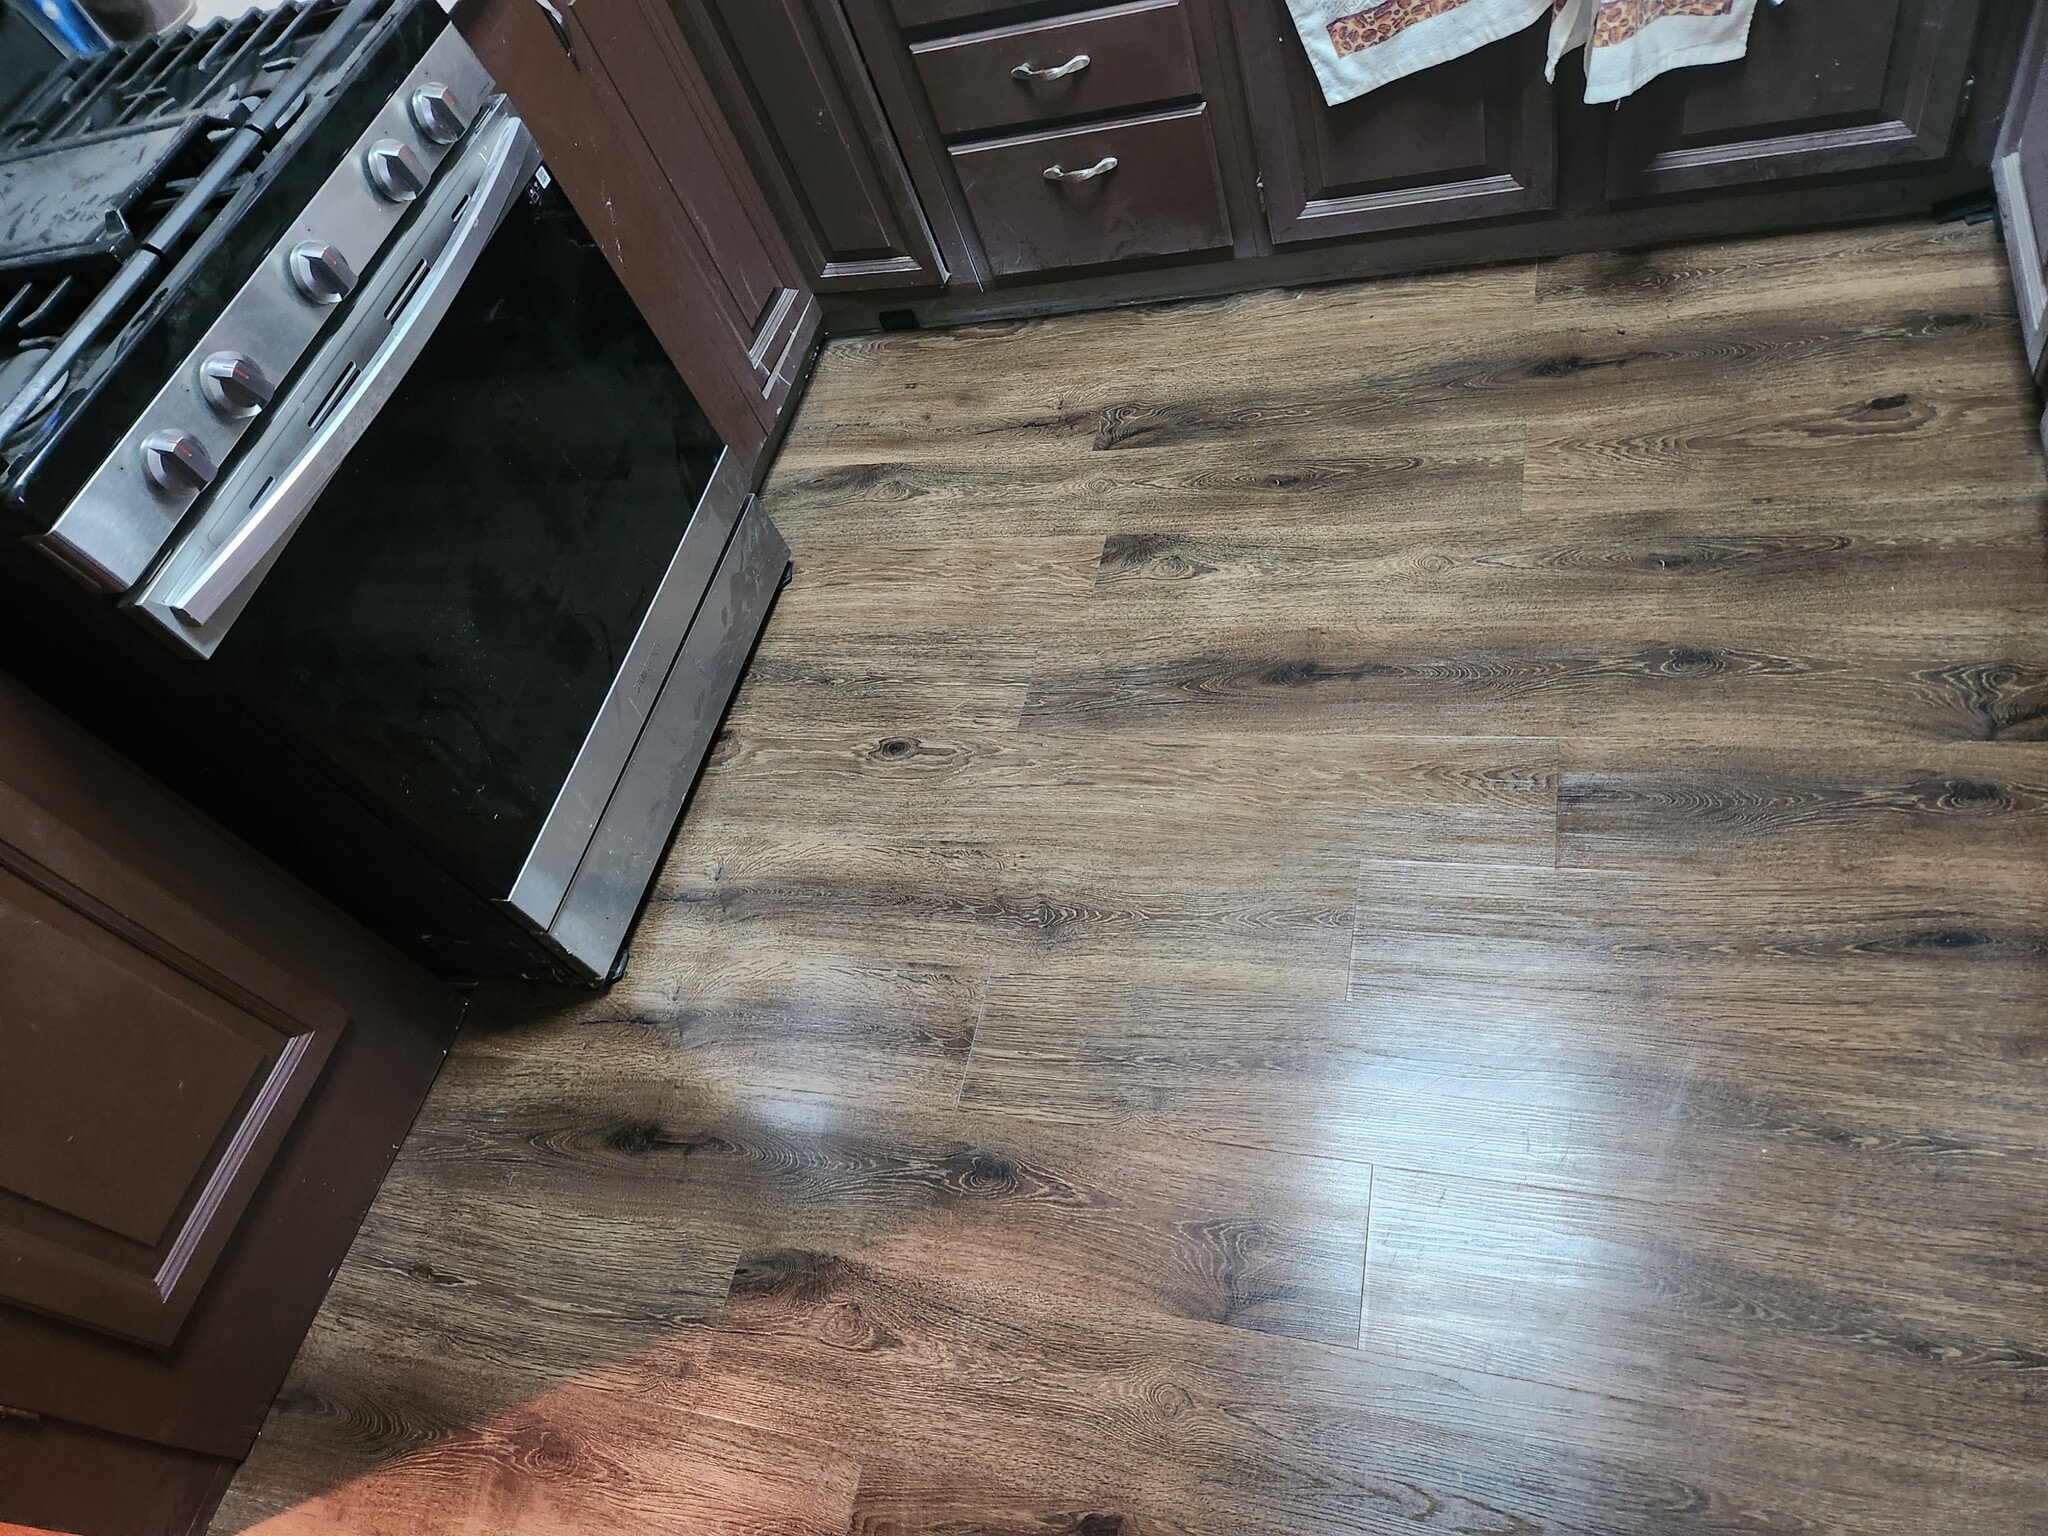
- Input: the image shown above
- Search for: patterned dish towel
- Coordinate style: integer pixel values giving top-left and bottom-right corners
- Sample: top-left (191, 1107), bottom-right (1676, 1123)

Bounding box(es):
top-left (1548, 0), bottom-right (1763, 103)
top-left (1284, 0), bottom-right (1552, 103)
top-left (1284, 0), bottom-right (1761, 105)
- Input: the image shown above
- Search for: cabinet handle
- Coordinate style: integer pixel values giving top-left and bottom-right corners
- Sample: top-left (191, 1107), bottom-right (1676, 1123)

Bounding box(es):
top-left (532, 0), bottom-right (575, 59)
top-left (1013, 53), bottom-right (1091, 82)
top-left (1043, 155), bottom-right (1118, 183)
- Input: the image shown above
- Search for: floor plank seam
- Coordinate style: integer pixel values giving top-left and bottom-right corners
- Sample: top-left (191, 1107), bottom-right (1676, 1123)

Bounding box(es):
top-left (954, 984), bottom-right (989, 1111)
top-left (1355, 1163), bottom-right (1376, 1352)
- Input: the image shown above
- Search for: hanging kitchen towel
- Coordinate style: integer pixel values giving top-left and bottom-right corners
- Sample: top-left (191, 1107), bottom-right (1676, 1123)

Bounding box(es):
top-left (1547, 0), bottom-right (1762, 103)
top-left (1284, 0), bottom-right (1552, 105)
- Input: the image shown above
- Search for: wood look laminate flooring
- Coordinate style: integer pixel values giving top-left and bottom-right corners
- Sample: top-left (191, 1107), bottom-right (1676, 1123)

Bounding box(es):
top-left (216, 220), bottom-right (2048, 1536)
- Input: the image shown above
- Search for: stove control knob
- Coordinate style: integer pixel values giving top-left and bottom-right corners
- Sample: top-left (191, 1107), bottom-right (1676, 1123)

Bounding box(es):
top-left (409, 82), bottom-right (464, 145)
top-left (197, 351), bottom-right (273, 418)
top-left (140, 430), bottom-right (218, 497)
top-left (365, 137), bottom-right (427, 202)
top-left (288, 241), bottom-right (355, 305)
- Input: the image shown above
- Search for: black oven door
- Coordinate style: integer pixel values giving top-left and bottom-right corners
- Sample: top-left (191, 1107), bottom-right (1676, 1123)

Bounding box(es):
top-left (127, 102), bottom-right (787, 981)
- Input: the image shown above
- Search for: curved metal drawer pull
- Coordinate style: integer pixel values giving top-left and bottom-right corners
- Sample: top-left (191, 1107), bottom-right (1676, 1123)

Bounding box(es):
top-left (1013, 53), bottom-right (1090, 82)
top-left (533, 0), bottom-right (575, 59)
top-left (1044, 155), bottom-right (1118, 183)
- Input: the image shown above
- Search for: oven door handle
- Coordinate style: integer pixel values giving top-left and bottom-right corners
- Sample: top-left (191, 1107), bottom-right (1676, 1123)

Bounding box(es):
top-left (156, 109), bottom-right (542, 637)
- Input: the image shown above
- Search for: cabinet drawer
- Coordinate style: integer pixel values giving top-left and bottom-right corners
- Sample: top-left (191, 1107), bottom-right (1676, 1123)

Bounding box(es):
top-left (912, 0), bottom-right (1201, 140)
top-left (951, 104), bottom-right (1231, 276)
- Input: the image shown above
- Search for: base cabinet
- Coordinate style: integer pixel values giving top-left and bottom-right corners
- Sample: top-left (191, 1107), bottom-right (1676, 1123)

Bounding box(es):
top-left (694, 0), bottom-right (947, 290)
top-left (455, 0), bottom-right (820, 472)
top-left (952, 104), bottom-right (1234, 275)
top-left (811, 0), bottom-right (2017, 309)
top-left (488, 0), bottom-right (2022, 318)
top-left (0, 671), bottom-right (462, 1536)
top-left (1609, 0), bottom-right (1987, 198)
top-left (1235, 13), bottom-right (1556, 244)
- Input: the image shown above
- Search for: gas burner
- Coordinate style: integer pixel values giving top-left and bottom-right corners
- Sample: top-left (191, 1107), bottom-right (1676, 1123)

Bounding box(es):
top-left (1, 1), bottom-right (347, 152)
top-left (0, 0), bottom-right (414, 502)
top-left (0, 1), bottom-right (350, 276)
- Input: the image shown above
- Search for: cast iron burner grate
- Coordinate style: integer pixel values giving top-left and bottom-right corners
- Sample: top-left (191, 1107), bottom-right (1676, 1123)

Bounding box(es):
top-left (1, 0), bottom-right (347, 152)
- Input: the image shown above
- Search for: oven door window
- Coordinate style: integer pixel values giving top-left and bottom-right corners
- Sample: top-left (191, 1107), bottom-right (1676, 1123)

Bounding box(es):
top-left (210, 185), bottom-right (727, 902)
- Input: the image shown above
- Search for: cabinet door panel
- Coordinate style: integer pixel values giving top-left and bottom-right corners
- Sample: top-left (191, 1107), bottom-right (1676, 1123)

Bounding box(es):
top-left (457, 0), bottom-right (770, 461)
top-left (699, 0), bottom-right (945, 290)
top-left (0, 780), bottom-right (344, 1349)
top-left (0, 669), bottom-right (460, 1531)
top-left (1608, 0), bottom-right (1983, 198)
top-left (456, 0), bottom-right (820, 470)
top-left (574, 0), bottom-right (814, 372)
top-left (1235, 7), bottom-right (1555, 245)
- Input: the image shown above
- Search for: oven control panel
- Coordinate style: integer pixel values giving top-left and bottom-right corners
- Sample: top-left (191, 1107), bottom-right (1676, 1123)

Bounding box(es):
top-left (39, 26), bottom-right (495, 594)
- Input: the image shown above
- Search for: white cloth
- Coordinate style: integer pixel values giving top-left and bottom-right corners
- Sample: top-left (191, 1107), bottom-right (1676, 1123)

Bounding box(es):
top-left (1549, 0), bottom-right (1763, 104)
top-left (1283, 0), bottom-right (1552, 105)
top-left (1285, 0), bottom-right (1761, 107)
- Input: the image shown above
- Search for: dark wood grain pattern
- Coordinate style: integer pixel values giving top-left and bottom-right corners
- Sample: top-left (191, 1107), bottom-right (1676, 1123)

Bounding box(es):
top-left (215, 219), bottom-right (2048, 1535)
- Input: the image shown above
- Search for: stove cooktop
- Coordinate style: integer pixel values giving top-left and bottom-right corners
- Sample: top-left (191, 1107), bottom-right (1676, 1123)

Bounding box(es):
top-left (0, 5), bottom-right (352, 274)
top-left (0, 0), bottom-right (441, 531)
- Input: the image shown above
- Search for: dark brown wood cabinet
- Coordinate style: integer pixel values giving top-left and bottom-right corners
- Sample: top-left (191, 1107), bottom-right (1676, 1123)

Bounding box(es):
top-left (1608, 0), bottom-right (1986, 198)
top-left (0, 809), bottom-right (345, 1350)
top-left (0, 670), bottom-right (462, 1536)
top-left (690, 0), bottom-right (946, 291)
top-left (456, 0), bottom-right (820, 472)
top-left (478, 0), bottom-right (2023, 329)
top-left (854, 0), bottom-right (1245, 283)
top-left (577, 0), bottom-right (814, 388)
top-left (952, 103), bottom-right (1233, 275)
top-left (793, 0), bottom-right (2017, 321)
top-left (911, 0), bottom-right (1204, 139)
top-left (1234, 10), bottom-right (1555, 244)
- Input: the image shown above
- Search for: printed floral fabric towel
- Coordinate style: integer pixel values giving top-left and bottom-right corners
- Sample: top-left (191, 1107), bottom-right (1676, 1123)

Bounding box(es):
top-left (1284, 0), bottom-right (1760, 105)
top-left (1283, 0), bottom-right (1551, 103)
top-left (1547, 0), bottom-right (1762, 103)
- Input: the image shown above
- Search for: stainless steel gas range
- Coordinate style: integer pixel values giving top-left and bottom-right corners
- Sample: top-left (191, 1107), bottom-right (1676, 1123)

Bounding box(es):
top-left (0, 0), bottom-right (789, 984)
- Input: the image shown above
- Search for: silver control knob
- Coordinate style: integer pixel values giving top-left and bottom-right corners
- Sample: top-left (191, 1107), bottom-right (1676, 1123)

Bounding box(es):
top-left (410, 83), bottom-right (464, 145)
top-left (365, 137), bottom-right (427, 202)
top-left (140, 430), bottom-right (218, 497)
top-left (197, 351), bottom-right (273, 418)
top-left (288, 241), bottom-right (355, 305)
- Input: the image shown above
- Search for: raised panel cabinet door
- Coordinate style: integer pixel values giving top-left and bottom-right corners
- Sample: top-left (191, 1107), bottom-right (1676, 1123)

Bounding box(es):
top-left (1608, 0), bottom-right (1984, 198)
top-left (573, 0), bottom-right (817, 374)
top-left (455, 0), bottom-right (820, 469)
top-left (0, 777), bottom-right (345, 1349)
top-left (456, 0), bottom-right (772, 462)
top-left (0, 665), bottom-right (461, 1535)
top-left (695, 0), bottom-right (946, 291)
top-left (1994, 0), bottom-right (2048, 375)
top-left (1234, 6), bottom-right (1555, 245)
